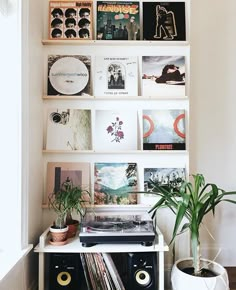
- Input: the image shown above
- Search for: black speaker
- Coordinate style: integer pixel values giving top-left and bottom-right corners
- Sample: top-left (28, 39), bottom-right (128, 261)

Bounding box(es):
top-left (49, 253), bottom-right (85, 290)
top-left (127, 252), bottom-right (158, 290)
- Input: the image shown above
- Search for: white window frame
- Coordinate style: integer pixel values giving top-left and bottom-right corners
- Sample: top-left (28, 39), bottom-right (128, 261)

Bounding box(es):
top-left (0, 0), bottom-right (32, 280)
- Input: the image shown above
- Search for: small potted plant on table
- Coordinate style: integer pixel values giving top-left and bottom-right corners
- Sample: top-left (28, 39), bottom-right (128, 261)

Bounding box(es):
top-left (145, 173), bottom-right (236, 290)
top-left (49, 178), bottom-right (91, 242)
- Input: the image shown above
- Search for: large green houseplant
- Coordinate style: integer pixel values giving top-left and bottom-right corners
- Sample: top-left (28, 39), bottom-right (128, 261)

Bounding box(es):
top-left (49, 178), bottom-right (91, 240)
top-left (147, 173), bottom-right (236, 289)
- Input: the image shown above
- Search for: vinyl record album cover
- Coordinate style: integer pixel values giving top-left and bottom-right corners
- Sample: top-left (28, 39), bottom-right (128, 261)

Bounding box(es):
top-left (144, 167), bottom-right (186, 193)
top-left (46, 108), bottom-right (92, 150)
top-left (94, 56), bottom-right (138, 97)
top-left (96, 1), bottom-right (140, 40)
top-left (143, 2), bottom-right (186, 41)
top-left (142, 56), bottom-right (185, 97)
top-left (142, 109), bottom-right (186, 150)
top-left (94, 162), bottom-right (138, 205)
top-left (94, 110), bottom-right (138, 151)
top-left (46, 162), bottom-right (90, 201)
top-left (49, 1), bottom-right (93, 39)
top-left (47, 55), bottom-right (91, 96)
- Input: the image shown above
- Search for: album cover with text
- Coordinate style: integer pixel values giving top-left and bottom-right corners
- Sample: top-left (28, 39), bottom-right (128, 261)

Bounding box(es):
top-left (142, 109), bottom-right (186, 150)
top-left (49, 1), bottom-right (93, 39)
top-left (47, 55), bottom-right (91, 96)
top-left (94, 56), bottom-right (138, 97)
top-left (96, 1), bottom-right (140, 40)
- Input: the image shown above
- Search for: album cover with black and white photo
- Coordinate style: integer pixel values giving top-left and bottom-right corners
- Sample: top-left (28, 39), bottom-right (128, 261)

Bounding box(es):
top-left (143, 2), bottom-right (186, 41)
top-left (49, 1), bottom-right (93, 40)
top-left (47, 55), bottom-right (91, 96)
top-left (94, 56), bottom-right (138, 97)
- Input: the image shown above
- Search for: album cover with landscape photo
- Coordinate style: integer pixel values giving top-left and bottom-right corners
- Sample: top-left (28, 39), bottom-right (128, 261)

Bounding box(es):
top-left (46, 108), bottom-right (92, 150)
top-left (143, 1), bottom-right (186, 41)
top-left (47, 55), bottom-right (91, 96)
top-left (144, 167), bottom-right (186, 193)
top-left (49, 1), bottom-right (93, 40)
top-left (142, 55), bottom-right (185, 97)
top-left (94, 162), bottom-right (138, 205)
top-left (96, 1), bottom-right (140, 40)
top-left (94, 110), bottom-right (138, 151)
top-left (94, 56), bottom-right (138, 97)
top-left (142, 109), bottom-right (186, 150)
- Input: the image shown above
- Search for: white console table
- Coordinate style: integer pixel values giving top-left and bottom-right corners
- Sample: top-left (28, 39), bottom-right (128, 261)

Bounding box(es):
top-left (34, 224), bottom-right (168, 290)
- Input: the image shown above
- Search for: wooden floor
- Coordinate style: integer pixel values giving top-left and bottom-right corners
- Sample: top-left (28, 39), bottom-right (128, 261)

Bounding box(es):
top-left (226, 267), bottom-right (236, 290)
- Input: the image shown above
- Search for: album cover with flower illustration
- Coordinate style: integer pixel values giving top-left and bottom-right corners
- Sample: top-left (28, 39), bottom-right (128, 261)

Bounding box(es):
top-left (94, 110), bottom-right (138, 151)
top-left (142, 109), bottom-right (186, 150)
top-left (94, 162), bottom-right (138, 205)
top-left (49, 1), bottom-right (93, 40)
top-left (46, 108), bottom-right (92, 150)
top-left (94, 56), bottom-right (138, 97)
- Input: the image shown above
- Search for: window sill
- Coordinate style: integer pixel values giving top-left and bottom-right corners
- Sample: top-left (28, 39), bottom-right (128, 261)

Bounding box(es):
top-left (0, 244), bottom-right (33, 281)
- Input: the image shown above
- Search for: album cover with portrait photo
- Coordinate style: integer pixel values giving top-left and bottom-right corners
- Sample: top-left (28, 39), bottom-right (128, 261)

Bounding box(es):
top-left (96, 1), bottom-right (140, 40)
top-left (94, 162), bottom-right (138, 205)
top-left (94, 56), bottom-right (138, 97)
top-left (46, 108), bottom-right (92, 150)
top-left (142, 56), bottom-right (185, 97)
top-left (49, 1), bottom-right (93, 40)
top-left (143, 1), bottom-right (186, 41)
top-left (142, 109), bottom-right (186, 150)
top-left (47, 55), bottom-right (91, 96)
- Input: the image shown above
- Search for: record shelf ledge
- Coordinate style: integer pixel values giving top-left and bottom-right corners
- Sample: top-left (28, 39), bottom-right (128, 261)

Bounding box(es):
top-left (42, 39), bottom-right (189, 46)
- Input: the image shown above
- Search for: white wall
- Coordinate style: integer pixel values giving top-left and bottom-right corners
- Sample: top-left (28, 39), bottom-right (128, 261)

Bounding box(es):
top-left (190, 0), bottom-right (236, 266)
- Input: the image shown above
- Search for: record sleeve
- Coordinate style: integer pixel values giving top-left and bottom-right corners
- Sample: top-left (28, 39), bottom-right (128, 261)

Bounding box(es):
top-left (143, 2), bottom-right (186, 41)
top-left (47, 55), bottom-right (91, 96)
top-left (49, 1), bottom-right (93, 40)
top-left (142, 55), bottom-right (185, 97)
top-left (94, 110), bottom-right (138, 151)
top-left (94, 162), bottom-right (138, 205)
top-left (46, 108), bottom-right (92, 150)
top-left (96, 1), bottom-right (140, 40)
top-left (94, 56), bottom-right (138, 97)
top-left (144, 167), bottom-right (186, 193)
top-left (142, 109), bottom-right (186, 150)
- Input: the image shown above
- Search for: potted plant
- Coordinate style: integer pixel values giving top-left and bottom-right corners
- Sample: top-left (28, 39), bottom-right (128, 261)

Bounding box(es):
top-left (49, 178), bottom-right (91, 240)
top-left (146, 173), bottom-right (236, 290)
top-left (48, 185), bottom-right (69, 245)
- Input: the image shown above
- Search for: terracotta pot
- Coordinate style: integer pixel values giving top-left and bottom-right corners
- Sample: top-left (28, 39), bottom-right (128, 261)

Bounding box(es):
top-left (67, 220), bottom-right (79, 238)
top-left (171, 258), bottom-right (229, 290)
top-left (49, 225), bottom-right (68, 244)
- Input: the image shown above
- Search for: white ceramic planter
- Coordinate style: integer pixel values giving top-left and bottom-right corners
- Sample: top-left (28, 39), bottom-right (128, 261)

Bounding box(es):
top-left (171, 258), bottom-right (229, 290)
